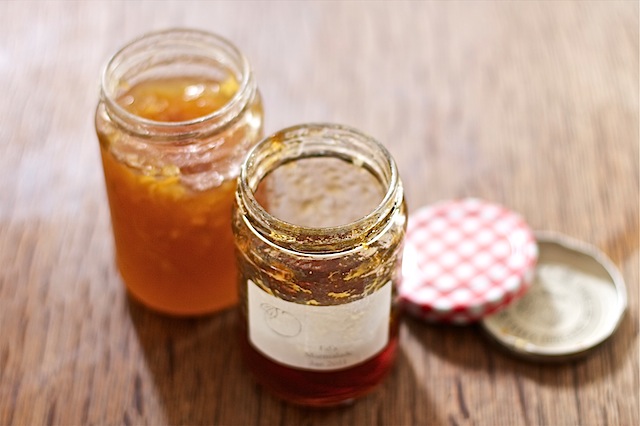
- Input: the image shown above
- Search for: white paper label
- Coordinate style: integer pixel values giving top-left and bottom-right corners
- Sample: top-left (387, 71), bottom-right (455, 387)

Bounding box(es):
top-left (248, 280), bottom-right (392, 371)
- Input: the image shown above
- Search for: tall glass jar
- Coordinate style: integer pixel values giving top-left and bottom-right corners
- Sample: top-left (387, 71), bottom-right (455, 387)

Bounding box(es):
top-left (233, 124), bottom-right (407, 406)
top-left (95, 29), bottom-right (263, 316)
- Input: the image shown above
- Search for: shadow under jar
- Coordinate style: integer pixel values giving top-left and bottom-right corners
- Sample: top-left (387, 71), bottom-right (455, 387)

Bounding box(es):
top-left (95, 29), bottom-right (263, 316)
top-left (233, 124), bottom-right (407, 406)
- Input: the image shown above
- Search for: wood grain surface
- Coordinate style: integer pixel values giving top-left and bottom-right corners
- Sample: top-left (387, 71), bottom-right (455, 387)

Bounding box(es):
top-left (1, 1), bottom-right (638, 425)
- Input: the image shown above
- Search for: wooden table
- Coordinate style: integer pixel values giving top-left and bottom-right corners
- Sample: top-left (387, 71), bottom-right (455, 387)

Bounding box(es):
top-left (1, 1), bottom-right (637, 425)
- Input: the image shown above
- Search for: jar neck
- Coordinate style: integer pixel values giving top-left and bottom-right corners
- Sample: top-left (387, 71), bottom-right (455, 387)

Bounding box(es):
top-left (100, 28), bottom-right (256, 140)
top-left (236, 124), bottom-right (404, 254)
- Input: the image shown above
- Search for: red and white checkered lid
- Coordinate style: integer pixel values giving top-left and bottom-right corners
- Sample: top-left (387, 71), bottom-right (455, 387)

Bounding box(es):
top-left (399, 198), bottom-right (538, 324)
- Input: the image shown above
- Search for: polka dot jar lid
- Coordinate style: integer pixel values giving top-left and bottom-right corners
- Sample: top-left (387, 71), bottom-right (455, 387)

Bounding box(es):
top-left (399, 198), bottom-right (538, 324)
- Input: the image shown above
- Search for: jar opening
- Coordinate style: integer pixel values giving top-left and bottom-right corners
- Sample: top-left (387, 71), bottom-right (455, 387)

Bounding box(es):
top-left (255, 156), bottom-right (386, 228)
top-left (237, 124), bottom-right (403, 253)
top-left (100, 28), bottom-right (256, 137)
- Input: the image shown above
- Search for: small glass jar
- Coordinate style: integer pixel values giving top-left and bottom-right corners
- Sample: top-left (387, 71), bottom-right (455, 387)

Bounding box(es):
top-left (233, 124), bottom-right (407, 406)
top-left (95, 29), bottom-right (263, 316)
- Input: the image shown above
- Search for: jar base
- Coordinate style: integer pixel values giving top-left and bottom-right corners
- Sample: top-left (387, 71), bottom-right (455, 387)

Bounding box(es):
top-left (120, 267), bottom-right (238, 317)
top-left (240, 324), bottom-right (398, 407)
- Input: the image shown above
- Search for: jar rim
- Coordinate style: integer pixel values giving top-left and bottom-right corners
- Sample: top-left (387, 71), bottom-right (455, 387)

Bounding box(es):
top-left (100, 28), bottom-right (255, 135)
top-left (237, 123), bottom-right (404, 254)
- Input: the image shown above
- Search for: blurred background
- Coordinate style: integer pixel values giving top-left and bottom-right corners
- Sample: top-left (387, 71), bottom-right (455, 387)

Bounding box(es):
top-left (0, 1), bottom-right (637, 425)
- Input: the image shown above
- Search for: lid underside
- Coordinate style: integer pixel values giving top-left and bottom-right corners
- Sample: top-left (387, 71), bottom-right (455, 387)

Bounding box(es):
top-left (480, 232), bottom-right (627, 361)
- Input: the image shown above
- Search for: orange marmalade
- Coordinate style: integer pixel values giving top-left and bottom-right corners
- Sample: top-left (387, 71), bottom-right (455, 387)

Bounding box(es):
top-left (96, 29), bottom-right (263, 316)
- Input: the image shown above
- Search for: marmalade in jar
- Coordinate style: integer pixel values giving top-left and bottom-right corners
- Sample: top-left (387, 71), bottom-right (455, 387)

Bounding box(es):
top-left (233, 124), bottom-right (406, 406)
top-left (96, 29), bottom-right (263, 316)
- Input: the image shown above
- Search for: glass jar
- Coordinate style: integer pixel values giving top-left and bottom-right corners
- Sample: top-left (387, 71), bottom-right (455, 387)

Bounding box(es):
top-left (233, 124), bottom-right (407, 406)
top-left (95, 29), bottom-right (263, 316)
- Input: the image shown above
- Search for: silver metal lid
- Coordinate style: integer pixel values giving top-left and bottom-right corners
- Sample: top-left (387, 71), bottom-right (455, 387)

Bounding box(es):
top-left (480, 231), bottom-right (627, 361)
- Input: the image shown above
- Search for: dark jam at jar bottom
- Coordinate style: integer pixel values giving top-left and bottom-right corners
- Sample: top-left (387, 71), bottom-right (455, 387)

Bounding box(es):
top-left (239, 322), bottom-right (399, 407)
